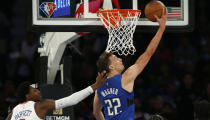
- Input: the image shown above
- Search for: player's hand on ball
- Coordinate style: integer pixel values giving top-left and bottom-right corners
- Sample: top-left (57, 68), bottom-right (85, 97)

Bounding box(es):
top-left (155, 7), bottom-right (167, 31)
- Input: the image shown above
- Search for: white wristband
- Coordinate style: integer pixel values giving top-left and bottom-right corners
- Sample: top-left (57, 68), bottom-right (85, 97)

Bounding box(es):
top-left (55, 86), bottom-right (94, 109)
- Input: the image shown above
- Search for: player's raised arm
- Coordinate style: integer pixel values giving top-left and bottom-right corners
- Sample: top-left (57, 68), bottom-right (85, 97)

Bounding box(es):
top-left (122, 8), bottom-right (167, 92)
top-left (35, 71), bottom-right (107, 119)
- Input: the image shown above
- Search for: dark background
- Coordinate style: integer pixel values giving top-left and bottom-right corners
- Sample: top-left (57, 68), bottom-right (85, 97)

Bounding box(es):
top-left (0, 0), bottom-right (210, 120)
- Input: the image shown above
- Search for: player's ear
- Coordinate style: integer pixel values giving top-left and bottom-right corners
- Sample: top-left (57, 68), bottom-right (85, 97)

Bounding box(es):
top-left (109, 65), bottom-right (114, 70)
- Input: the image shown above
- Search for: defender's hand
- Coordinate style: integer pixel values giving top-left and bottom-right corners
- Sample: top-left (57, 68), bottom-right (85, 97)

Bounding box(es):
top-left (91, 71), bottom-right (107, 91)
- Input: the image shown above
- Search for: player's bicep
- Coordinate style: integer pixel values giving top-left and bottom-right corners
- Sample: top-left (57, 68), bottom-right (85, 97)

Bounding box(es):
top-left (122, 65), bottom-right (139, 92)
top-left (123, 65), bottom-right (138, 81)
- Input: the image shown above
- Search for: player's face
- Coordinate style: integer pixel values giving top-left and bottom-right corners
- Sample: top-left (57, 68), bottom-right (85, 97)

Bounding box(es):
top-left (109, 55), bottom-right (124, 72)
top-left (28, 87), bottom-right (42, 102)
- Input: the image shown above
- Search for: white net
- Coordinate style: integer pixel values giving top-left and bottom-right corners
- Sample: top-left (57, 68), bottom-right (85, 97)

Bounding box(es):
top-left (97, 9), bottom-right (141, 56)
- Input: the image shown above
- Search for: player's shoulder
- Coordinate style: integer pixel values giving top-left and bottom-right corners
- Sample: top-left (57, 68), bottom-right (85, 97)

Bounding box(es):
top-left (22, 101), bottom-right (36, 106)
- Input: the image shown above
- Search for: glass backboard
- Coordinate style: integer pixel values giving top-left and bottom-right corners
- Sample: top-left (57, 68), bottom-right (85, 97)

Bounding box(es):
top-left (29, 0), bottom-right (194, 32)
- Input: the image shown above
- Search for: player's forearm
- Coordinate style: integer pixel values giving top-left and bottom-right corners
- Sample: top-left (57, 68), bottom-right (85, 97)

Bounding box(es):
top-left (55, 86), bottom-right (94, 109)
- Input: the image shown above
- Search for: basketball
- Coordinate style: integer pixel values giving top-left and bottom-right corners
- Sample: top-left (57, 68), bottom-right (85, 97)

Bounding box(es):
top-left (144, 0), bottom-right (166, 22)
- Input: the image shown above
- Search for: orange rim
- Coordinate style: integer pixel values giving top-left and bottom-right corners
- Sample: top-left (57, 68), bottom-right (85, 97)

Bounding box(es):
top-left (97, 9), bottom-right (141, 28)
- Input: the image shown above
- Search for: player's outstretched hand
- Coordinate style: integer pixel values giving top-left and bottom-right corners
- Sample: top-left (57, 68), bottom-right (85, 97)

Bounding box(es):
top-left (91, 71), bottom-right (107, 91)
top-left (154, 7), bottom-right (167, 32)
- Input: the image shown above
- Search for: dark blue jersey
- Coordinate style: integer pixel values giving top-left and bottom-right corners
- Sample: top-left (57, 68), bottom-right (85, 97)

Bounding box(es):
top-left (97, 74), bottom-right (134, 120)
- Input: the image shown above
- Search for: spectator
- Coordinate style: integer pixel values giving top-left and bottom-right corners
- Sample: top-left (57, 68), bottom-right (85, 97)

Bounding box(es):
top-left (176, 73), bottom-right (198, 120)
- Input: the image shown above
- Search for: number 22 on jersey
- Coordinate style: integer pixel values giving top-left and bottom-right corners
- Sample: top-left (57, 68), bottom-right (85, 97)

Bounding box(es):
top-left (104, 98), bottom-right (122, 116)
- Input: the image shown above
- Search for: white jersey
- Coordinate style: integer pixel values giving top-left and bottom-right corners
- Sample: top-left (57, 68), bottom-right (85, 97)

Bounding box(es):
top-left (11, 101), bottom-right (42, 120)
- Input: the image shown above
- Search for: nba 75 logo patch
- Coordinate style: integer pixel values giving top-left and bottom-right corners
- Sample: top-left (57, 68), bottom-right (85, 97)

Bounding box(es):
top-left (40, 2), bottom-right (56, 17)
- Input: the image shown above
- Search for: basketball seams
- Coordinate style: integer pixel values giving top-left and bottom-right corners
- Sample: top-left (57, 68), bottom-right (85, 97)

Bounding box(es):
top-left (145, 9), bottom-right (163, 16)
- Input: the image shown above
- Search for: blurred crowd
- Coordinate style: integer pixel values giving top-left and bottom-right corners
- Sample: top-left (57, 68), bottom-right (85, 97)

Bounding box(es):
top-left (0, 0), bottom-right (210, 120)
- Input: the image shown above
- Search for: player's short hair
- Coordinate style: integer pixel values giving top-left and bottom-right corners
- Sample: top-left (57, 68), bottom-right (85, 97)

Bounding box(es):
top-left (97, 51), bottom-right (112, 73)
top-left (17, 81), bottom-right (31, 103)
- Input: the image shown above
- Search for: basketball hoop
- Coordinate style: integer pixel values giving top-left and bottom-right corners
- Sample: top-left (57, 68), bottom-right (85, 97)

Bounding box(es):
top-left (97, 9), bottom-right (141, 56)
